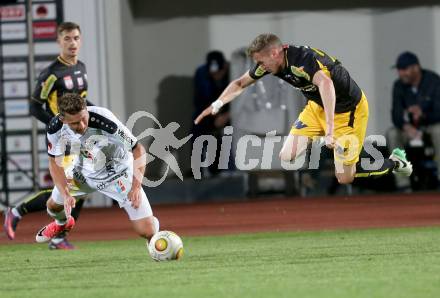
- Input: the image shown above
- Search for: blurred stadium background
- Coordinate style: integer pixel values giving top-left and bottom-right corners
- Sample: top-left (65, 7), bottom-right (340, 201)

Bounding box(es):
top-left (1, 1), bottom-right (440, 297)
top-left (3, 0), bottom-right (440, 203)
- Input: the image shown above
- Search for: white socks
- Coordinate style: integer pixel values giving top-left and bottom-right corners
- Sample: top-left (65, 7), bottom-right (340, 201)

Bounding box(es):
top-left (47, 208), bottom-right (68, 225)
top-left (11, 208), bottom-right (22, 219)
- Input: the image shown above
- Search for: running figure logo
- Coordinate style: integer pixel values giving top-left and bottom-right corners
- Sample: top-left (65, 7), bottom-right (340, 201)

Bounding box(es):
top-left (126, 111), bottom-right (192, 187)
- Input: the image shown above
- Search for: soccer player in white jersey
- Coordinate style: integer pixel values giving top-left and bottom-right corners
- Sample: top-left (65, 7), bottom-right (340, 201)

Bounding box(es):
top-left (35, 93), bottom-right (159, 243)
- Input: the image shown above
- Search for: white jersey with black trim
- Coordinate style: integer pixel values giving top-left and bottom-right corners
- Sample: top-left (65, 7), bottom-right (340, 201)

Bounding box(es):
top-left (47, 106), bottom-right (138, 183)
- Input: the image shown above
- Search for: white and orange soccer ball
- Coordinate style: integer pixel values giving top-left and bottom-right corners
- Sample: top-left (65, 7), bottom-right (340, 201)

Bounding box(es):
top-left (148, 231), bottom-right (184, 261)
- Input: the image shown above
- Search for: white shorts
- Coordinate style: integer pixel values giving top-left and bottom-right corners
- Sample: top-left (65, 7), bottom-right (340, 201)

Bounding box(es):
top-left (51, 169), bottom-right (153, 221)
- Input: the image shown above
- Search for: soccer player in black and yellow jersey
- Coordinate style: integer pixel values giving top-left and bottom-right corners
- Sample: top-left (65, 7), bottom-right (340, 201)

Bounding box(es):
top-left (4, 22), bottom-right (91, 249)
top-left (195, 33), bottom-right (412, 185)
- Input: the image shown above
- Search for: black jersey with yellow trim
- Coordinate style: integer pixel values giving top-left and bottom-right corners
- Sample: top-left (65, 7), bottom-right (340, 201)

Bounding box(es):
top-left (249, 45), bottom-right (363, 113)
top-left (32, 56), bottom-right (88, 117)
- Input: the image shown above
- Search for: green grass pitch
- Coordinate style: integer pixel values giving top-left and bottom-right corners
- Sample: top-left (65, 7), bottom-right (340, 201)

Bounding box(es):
top-left (1, 227), bottom-right (440, 298)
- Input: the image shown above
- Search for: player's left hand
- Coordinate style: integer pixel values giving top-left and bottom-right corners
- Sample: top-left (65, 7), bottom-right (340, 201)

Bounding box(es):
top-left (324, 134), bottom-right (335, 149)
top-left (63, 195), bottom-right (76, 217)
top-left (194, 105), bottom-right (214, 125)
top-left (128, 186), bottom-right (141, 209)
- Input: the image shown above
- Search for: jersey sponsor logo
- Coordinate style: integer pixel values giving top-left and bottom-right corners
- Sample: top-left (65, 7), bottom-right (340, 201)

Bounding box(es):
top-left (117, 128), bottom-right (134, 146)
top-left (283, 73), bottom-right (300, 84)
top-left (77, 77), bottom-right (84, 89)
top-left (73, 169), bottom-right (86, 184)
top-left (40, 74), bottom-right (57, 99)
top-left (254, 65), bottom-right (266, 77)
top-left (96, 170), bottom-right (128, 190)
top-left (300, 84), bottom-right (318, 92)
top-left (97, 181), bottom-right (106, 190)
top-left (63, 75), bottom-right (74, 90)
top-left (115, 180), bottom-right (126, 193)
top-left (106, 163), bottom-right (116, 176)
top-left (80, 149), bottom-right (93, 160)
top-left (290, 66), bottom-right (311, 81)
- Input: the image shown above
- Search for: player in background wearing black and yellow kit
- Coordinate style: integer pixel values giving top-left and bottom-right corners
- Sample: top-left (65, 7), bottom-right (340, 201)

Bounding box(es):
top-left (195, 33), bottom-right (413, 185)
top-left (3, 22), bottom-right (92, 249)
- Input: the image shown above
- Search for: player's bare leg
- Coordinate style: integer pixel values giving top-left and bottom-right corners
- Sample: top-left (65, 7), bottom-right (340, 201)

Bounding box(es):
top-left (280, 134), bottom-right (412, 185)
top-left (279, 134), bottom-right (310, 163)
top-left (334, 162), bottom-right (356, 184)
top-left (131, 216), bottom-right (159, 241)
top-left (339, 148), bottom-right (413, 184)
top-left (47, 197), bottom-right (63, 212)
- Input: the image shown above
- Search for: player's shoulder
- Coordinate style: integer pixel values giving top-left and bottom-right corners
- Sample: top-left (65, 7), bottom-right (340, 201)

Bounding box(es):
top-left (37, 59), bottom-right (59, 78)
top-left (298, 45), bottom-right (320, 58)
top-left (77, 59), bottom-right (87, 69)
top-left (46, 58), bottom-right (61, 69)
top-left (422, 69), bottom-right (440, 83)
top-left (287, 44), bottom-right (310, 54)
top-left (47, 114), bottom-right (63, 135)
top-left (88, 106), bottom-right (118, 134)
top-left (285, 45), bottom-right (312, 61)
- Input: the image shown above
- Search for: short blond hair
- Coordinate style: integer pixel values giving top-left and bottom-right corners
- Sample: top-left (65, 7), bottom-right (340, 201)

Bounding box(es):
top-left (247, 33), bottom-right (282, 57)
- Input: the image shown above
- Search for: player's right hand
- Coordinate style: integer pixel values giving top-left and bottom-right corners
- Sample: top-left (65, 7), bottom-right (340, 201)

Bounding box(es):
top-left (194, 105), bottom-right (214, 125)
top-left (324, 134), bottom-right (335, 149)
top-left (63, 195), bottom-right (76, 217)
top-left (128, 186), bottom-right (141, 209)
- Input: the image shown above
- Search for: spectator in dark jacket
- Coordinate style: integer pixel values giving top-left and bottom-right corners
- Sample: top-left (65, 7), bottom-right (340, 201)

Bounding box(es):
top-left (192, 51), bottom-right (231, 176)
top-left (387, 51), bottom-right (440, 180)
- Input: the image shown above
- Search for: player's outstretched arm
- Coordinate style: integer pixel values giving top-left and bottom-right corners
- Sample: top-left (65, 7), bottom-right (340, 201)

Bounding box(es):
top-left (29, 99), bottom-right (52, 124)
top-left (194, 71), bottom-right (255, 125)
top-left (48, 156), bottom-right (76, 215)
top-left (129, 143), bottom-right (147, 209)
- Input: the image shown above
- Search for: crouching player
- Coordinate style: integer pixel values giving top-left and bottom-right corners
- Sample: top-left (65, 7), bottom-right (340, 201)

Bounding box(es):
top-left (35, 93), bottom-right (159, 243)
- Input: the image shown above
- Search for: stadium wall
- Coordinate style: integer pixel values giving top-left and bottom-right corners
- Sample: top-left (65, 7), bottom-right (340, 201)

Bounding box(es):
top-left (62, 2), bottom-right (440, 138)
top-left (118, 6), bottom-right (440, 139)
top-left (63, 0), bottom-right (126, 121)
top-left (54, 2), bottom-right (440, 205)
top-left (372, 7), bottom-right (435, 139)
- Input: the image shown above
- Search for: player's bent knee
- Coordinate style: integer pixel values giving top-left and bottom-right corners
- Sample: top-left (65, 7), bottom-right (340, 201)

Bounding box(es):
top-left (46, 197), bottom-right (63, 211)
top-left (279, 148), bottom-right (296, 162)
top-left (132, 216), bottom-right (158, 240)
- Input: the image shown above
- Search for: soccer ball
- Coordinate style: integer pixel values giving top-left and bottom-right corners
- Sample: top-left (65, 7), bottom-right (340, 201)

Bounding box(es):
top-left (148, 231), bottom-right (184, 261)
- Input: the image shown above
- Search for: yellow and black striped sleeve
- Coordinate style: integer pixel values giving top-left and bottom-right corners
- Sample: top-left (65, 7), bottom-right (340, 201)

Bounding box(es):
top-left (296, 51), bottom-right (322, 83)
top-left (32, 68), bottom-right (57, 104)
top-left (248, 64), bottom-right (270, 80)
